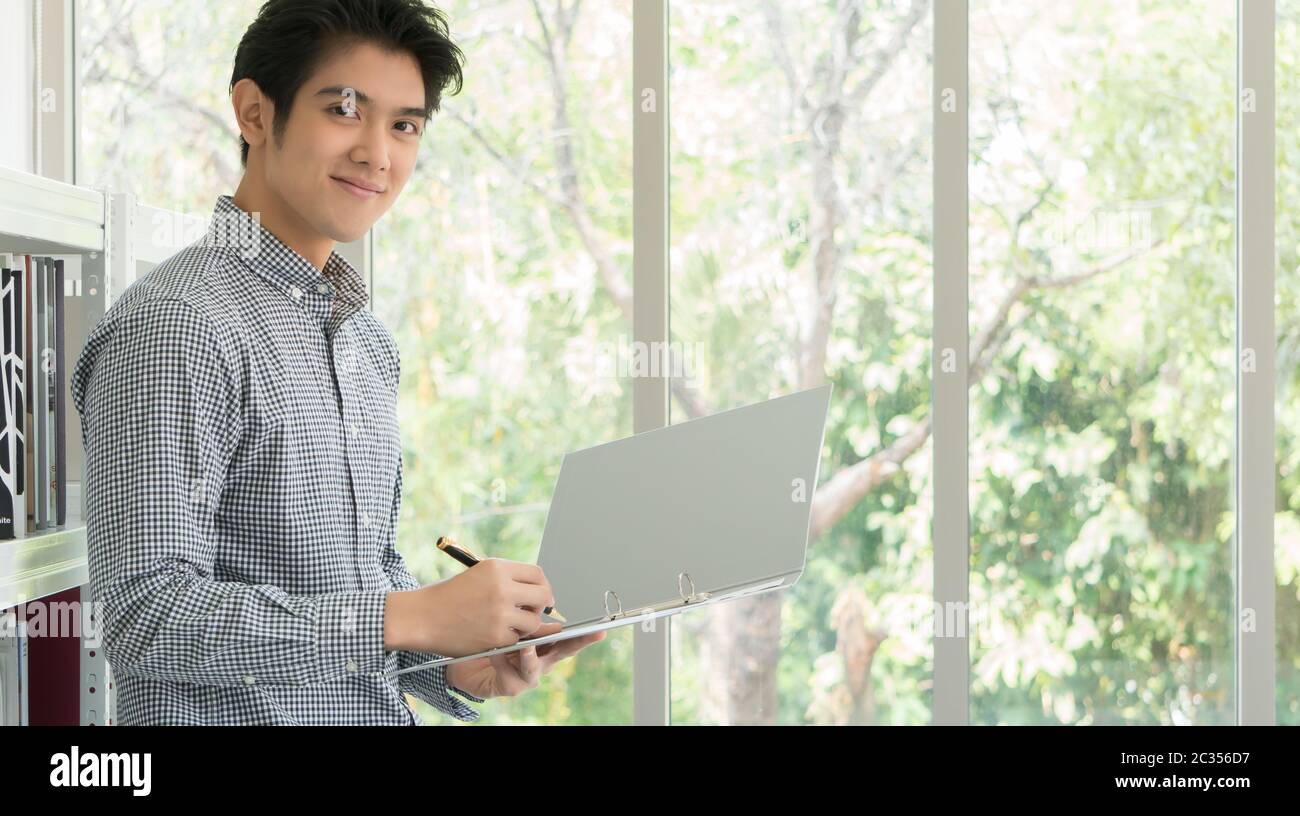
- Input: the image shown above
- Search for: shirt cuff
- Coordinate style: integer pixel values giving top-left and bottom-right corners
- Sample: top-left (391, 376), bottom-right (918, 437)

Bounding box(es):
top-left (397, 652), bottom-right (482, 721)
top-left (315, 591), bottom-right (389, 681)
top-left (449, 683), bottom-right (487, 704)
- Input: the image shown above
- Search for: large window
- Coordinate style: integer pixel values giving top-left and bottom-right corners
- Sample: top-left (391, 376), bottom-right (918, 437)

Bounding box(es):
top-left (81, 0), bottom-right (262, 213)
top-left (667, 0), bottom-right (933, 725)
top-left (968, 1), bottom-right (1236, 724)
top-left (0, 0), bottom-right (35, 173)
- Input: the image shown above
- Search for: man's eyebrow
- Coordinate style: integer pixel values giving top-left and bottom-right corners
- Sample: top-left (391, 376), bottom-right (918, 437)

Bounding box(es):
top-left (314, 85), bottom-right (426, 118)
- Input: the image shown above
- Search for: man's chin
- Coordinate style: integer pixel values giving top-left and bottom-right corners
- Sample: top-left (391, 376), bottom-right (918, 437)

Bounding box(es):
top-left (328, 219), bottom-right (378, 245)
top-left (337, 228), bottom-right (371, 244)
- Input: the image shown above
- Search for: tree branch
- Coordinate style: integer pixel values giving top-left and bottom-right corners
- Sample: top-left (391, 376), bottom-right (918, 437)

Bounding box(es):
top-left (845, 0), bottom-right (931, 113)
top-left (810, 205), bottom-right (1195, 540)
top-left (760, 0), bottom-right (810, 117)
top-left (796, 0), bottom-right (929, 392)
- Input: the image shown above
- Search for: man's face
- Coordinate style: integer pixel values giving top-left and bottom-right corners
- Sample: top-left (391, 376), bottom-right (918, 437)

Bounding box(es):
top-left (260, 41), bottom-right (426, 243)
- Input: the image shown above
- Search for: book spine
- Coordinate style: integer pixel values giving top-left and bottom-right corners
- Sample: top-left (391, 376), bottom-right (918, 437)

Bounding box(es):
top-left (44, 258), bottom-right (56, 527)
top-left (0, 255), bottom-right (15, 539)
top-left (33, 258), bottom-right (45, 530)
top-left (23, 256), bottom-right (32, 534)
top-left (14, 257), bottom-right (24, 510)
top-left (55, 259), bottom-right (64, 526)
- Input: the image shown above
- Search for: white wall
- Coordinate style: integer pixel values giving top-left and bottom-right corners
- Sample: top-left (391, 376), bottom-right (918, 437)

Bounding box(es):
top-left (0, 0), bottom-right (35, 173)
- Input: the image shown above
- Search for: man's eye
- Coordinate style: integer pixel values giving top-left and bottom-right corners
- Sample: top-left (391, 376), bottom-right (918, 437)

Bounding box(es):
top-left (396, 122), bottom-right (420, 135)
top-left (330, 104), bottom-right (360, 119)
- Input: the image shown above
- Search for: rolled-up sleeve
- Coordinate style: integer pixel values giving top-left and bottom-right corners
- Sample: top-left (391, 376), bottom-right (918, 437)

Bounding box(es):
top-left (73, 296), bottom-right (388, 688)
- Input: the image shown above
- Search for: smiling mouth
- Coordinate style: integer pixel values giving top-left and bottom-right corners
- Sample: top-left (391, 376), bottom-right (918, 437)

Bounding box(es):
top-left (332, 177), bottom-right (381, 199)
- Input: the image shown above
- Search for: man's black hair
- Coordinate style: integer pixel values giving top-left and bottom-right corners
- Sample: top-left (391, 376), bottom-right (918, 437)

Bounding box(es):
top-left (229, 0), bottom-right (465, 167)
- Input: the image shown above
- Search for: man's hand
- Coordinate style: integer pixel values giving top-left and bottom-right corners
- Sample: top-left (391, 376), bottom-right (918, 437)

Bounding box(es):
top-left (385, 558), bottom-right (556, 656)
top-left (445, 622), bottom-right (607, 700)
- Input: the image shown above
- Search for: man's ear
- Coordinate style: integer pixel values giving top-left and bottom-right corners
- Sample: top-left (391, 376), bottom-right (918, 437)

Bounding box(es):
top-left (232, 78), bottom-right (272, 152)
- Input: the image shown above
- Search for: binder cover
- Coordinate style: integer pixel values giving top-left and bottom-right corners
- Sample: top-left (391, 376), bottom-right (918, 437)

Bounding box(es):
top-left (386, 383), bottom-right (833, 677)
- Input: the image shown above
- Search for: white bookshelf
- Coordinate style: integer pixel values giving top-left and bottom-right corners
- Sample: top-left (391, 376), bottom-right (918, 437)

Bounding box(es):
top-left (0, 164), bottom-right (103, 255)
top-left (0, 163), bottom-right (110, 724)
top-left (0, 164), bottom-right (108, 610)
top-left (0, 168), bottom-right (203, 597)
top-left (0, 514), bottom-right (87, 608)
top-left (1, 0), bottom-right (149, 726)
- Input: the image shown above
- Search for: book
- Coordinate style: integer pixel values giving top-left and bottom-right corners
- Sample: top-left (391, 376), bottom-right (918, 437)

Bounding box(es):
top-left (23, 254), bottom-right (33, 534)
top-left (15, 257), bottom-right (24, 513)
top-left (0, 254), bottom-right (19, 539)
top-left (54, 259), bottom-right (64, 525)
top-left (43, 257), bottom-right (57, 527)
top-left (32, 256), bottom-right (46, 530)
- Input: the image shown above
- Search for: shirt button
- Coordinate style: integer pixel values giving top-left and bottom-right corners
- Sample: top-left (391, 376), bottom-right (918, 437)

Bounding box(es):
top-left (360, 511), bottom-right (371, 528)
top-left (317, 283), bottom-right (331, 295)
top-left (349, 423), bottom-right (360, 439)
top-left (290, 286), bottom-right (303, 300)
top-left (191, 479), bottom-right (203, 502)
top-left (346, 658), bottom-right (358, 673)
top-left (243, 675), bottom-right (256, 685)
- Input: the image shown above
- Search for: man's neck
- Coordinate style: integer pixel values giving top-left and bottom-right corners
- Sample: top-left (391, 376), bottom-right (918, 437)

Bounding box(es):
top-left (232, 175), bottom-right (333, 271)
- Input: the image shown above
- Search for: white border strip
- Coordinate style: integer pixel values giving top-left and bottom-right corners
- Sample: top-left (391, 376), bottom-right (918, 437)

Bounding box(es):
top-left (1237, 0), bottom-right (1276, 726)
top-left (632, 0), bottom-right (671, 726)
top-left (933, 0), bottom-right (969, 726)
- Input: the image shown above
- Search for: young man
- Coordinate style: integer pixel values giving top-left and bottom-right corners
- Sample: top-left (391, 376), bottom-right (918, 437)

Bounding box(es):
top-left (70, 0), bottom-right (603, 726)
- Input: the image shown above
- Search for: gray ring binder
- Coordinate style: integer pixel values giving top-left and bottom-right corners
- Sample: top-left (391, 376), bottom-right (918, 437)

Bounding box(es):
top-left (678, 571), bottom-right (711, 604)
top-left (381, 385), bottom-right (834, 679)
top-left (602, 589), bottom-right (623, 620)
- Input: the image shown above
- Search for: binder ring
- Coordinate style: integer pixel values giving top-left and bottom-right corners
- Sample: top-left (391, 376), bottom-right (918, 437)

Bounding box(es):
top-left (679, 572), bottom-right (697, 603)
top-left (603, 589), bottom-right (623, 620)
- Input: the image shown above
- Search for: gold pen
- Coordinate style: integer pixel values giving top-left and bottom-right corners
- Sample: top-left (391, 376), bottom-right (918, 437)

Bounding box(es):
top-left (435, 536), bottom-right (567, 622)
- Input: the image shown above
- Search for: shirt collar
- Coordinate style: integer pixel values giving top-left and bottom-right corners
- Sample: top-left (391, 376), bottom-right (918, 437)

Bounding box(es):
top-left (204, 194), bottom-right (369, 322)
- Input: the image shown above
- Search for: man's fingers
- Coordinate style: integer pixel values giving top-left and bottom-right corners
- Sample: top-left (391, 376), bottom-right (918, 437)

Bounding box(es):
top-left (540, 631), bottom-right (607, 668)
top-left (507, 605), bottom-right (547, 636)
top-left (512, 582), bottom-right (554, 613)
top-left (503, 561), bottom-right (552, 593)
top-left (517, 645), bottom-right (541, 682)
top-left (520, 621), bottom-right (564, 640)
